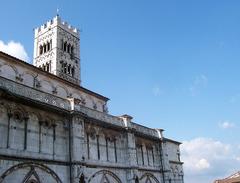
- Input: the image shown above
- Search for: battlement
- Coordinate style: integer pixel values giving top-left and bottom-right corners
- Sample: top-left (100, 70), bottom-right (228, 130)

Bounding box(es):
top-left (34, 15), bottom-right (79, 37)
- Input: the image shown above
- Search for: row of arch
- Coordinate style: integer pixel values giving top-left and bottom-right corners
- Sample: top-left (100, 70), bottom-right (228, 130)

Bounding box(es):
top-left (61, 39), bottom-right (74, 57)
top-left (60, 61), bottom-right (75, 77)
top-left (0, 162), bottom-right (160, 183)
top-left (39, 40), bottom-right (52, 55)
top-left (39, 61), bottom-right (51, 72)
top-left (0, 63), bottom-right (105, 112)
top-left (0, 102), bottom-right (60, 126)
top-left (0, 102), bottom-right (68, 155)
top-left (136, 143), bottom-right (156, 167)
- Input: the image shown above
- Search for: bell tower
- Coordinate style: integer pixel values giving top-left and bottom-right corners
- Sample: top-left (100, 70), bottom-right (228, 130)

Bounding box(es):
top-left (33, 15), bottom-right (81, 85)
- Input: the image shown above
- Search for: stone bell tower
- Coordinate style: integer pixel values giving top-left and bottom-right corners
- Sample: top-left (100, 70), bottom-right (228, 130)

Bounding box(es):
top-left (33, 15), bottom-right (81, 85)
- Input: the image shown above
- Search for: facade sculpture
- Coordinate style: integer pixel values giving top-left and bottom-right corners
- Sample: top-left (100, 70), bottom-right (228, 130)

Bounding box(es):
top-left (0, 16), bottom-right (184, 183)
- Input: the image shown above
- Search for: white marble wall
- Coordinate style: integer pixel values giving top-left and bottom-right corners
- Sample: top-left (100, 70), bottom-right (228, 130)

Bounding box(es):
top-left (0, 58), bottom-right (107, 113)
top-left (0, 53), bottom-right (184, 183)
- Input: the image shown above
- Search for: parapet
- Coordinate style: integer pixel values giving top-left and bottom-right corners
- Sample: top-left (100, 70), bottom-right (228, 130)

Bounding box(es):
top-left (34, 15), bottom-right (80, 37)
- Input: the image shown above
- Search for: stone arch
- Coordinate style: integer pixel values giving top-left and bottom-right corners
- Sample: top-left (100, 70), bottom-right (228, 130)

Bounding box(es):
top-left (22, 71), bottom-right (36, 87)
top-left (140, 173), bottom-right (160, 183)
top-left (54, 119), bottom-right (68, 156)
top-left (86, 125), bottom-right (96, 139)
top-left (55, 84), bottom-right (69, 98)
top-left (27, 111), bottom-right (42, 152)
top-left (41, 115), bottom-right (55, 127)
top-left (72, 92), bottom-right (86, 105)
top-left (0, 162), bottom-right (63, 183)
top-left (28, 111), bottom-right (43, 122)
top-left (0, 101), bottom-right (12, 114)
top-left (40, 115), bottom-right (55, 154)
top-left (12, 104), bottom-right (29, 118)
top-left (9, 105), bottom-right (28, 150)
top-left (40, 79), bottom-right (54, 94)
top-left (72, 92), bottom-right (81, 99)
top-left (88, 170), bottom-right (122, 183)
top-left (0, 63), bottom-right (18, 81)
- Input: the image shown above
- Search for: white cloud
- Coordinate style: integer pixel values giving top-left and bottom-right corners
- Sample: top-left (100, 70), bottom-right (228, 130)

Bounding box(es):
top-left (0, 40), bottom-right (29, 62)
top-left (189, 74), bottom-right (208, 96)
top-left (219, 121), bottom-right (235, 129)
top-left (195, 158), bottom-right (210, 170)
top-left (181, 137), bottom-right (240, 183)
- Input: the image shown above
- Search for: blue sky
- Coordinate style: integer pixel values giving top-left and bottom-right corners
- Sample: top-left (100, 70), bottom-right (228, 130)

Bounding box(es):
top-left (1, 1), bottom-right (240, 182)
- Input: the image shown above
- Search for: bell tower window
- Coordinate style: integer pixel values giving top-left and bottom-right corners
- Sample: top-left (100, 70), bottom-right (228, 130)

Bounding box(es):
top-left (50, 39), bottom-right (52, 49)
top-left (67, 44), bottom-right (71, 53)
top-left (33, 16), bottom-right (81, 85)
top-left (68, 64), bottom-right (71, 74)
top-left (64, 42), bottom-right (67, 52)
top-left (47, 42), bottom-right (50, 51)
top-left (64, 63), bottom-right (67, 73)
top-left (43, 44), bottom-right (46, 53)
top-left (71, 67), bottom-right (75, 77)
top-left (39, 45), bottom-right (43, 55)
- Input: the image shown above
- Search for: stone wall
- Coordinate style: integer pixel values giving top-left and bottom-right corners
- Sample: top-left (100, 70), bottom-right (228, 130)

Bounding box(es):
top-left (0, 55), bottom-right (107, 112)
top-left (0, 52), bottom-right (184, 183)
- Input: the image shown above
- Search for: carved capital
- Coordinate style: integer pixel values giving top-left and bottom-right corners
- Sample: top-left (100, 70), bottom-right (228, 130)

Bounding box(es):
top-left (39, 120), bottom-right (44, 126)
top-left (7, 112), bottom-right (13, 118)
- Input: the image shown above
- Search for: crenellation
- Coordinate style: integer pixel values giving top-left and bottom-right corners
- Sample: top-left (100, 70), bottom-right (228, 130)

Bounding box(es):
top-left (35, 16), bottom-right (79, 38)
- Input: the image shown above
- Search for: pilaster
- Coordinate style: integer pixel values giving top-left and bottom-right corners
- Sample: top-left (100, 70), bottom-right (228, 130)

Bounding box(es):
top-left (120, 115), bottom-right (138, 183)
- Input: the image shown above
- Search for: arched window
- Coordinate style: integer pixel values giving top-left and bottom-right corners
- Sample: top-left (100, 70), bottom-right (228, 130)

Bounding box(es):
top-left (50, 40), bottom-right (52, 50)
top-left (46, 63), bottom-right (50, 72)
top-left (71, 67), bottom-right (75, 77)
top-left (64, 63), bottom-right (67, 73)
top-left (68, 64), bottom-right (71, 74)
top-left (64, 42), bottom-right (67, 52)
top-left (60, 61), bottom-right (64, 72)
top-left (67, 44), bottom-right (71, 53)
top-left (43, 64), bottom-right (46, 71)
top-left (47, 42), bottom-right (50, 51)
top-left (39, 45), bottom-right (43, 55)
top-left (61, 39), bottom-right (64, 50)
top-left (70, 46), bottom-right (74, 59)
top-left (43, 44), bottom-right (47, 53)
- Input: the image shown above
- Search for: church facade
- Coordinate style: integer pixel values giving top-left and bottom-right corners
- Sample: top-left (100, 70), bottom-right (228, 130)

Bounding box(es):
top-left (0, 16), bottom-right (184, 183)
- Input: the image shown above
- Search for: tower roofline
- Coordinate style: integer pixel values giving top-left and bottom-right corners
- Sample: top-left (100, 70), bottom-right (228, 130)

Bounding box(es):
top-left (34, 16), bottom-right (80, 37)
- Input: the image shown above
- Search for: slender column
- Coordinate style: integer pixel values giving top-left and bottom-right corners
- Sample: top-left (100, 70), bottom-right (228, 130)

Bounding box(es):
top-left (96, 135), bottom-right (100, 160)
top-left (114, 138), bottom-right (117, 163)
top-left (152, 147), bottom-right (155, 166)
top-left (6, 113), bottom-right (12, 148)
top-left (23, 117), bottom-right (29, 150)
top-left (141, 145), bottom-right (144, 165)
top-left (87, 133), bottom-right (90, 159)
top-left (52, 124), bottom-right (56, 156)
top-left (136, 147), bottom-right (139, 165)
top-left (105, 137), bottom-right (109, 161)
top-left (39, 121), bottom-right (43, 153)
top-left (147, 148), bottom-right (150, 166)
